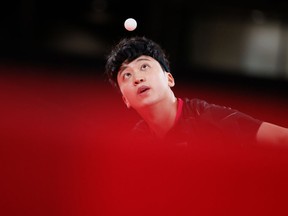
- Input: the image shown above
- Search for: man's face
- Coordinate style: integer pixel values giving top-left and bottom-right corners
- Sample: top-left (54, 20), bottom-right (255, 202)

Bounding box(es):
top-left (117, 55), bottom-right (175, 110)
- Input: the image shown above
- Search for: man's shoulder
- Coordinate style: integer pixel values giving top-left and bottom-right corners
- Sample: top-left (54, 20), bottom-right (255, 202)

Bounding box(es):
top-left (182, 97), bottom-right (208, 107)
top-left (181, 97), bottom-right (215, 118)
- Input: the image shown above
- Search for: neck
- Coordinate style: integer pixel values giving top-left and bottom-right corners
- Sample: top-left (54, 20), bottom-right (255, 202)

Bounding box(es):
top-left (137, 94), bottom-right (178, 138)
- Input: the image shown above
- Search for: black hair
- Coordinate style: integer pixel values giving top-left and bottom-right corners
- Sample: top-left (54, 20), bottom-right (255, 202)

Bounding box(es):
top-left (105, 36), bottom-right (170, 88)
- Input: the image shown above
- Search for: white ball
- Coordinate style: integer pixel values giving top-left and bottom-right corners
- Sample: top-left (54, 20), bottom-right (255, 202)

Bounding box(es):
top-left (124, 18), bottom-right (137, 31)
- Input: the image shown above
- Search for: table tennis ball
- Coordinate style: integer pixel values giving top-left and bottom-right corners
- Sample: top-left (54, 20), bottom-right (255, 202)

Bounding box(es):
top-left (124, 18), bottom-right (137, 31)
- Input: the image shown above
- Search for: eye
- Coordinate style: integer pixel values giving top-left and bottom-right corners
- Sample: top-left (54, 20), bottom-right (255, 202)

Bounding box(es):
top-left (123, 72), bottom-right (132, 80)
top-left (140, 63), bottom-right (150, 71)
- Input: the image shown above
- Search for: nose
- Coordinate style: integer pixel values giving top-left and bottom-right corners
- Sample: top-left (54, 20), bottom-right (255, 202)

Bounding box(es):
top-left (134, 75), bottom-right (145, 85)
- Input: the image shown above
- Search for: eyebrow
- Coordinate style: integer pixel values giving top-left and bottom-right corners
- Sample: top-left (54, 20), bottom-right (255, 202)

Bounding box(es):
top-left (118, 57), bottom-right (152, 76)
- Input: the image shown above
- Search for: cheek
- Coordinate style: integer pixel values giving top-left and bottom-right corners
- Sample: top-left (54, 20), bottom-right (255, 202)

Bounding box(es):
top-left (155, 74), bottom-right (169, 87)
top-left (120, 85), bottom-right (133, 99)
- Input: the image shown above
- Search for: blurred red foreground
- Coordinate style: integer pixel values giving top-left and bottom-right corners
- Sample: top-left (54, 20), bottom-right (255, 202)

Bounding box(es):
top-left (1, 65), bottom-right (288, 216)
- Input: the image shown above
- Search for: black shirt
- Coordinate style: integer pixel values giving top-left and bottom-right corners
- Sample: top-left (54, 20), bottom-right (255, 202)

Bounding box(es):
top-left (132, 98), bottom-right (263, 148)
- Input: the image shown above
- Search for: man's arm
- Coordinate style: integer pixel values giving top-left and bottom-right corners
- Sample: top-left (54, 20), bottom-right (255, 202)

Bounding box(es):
top-left (256, 122), bottom-right (288, 146)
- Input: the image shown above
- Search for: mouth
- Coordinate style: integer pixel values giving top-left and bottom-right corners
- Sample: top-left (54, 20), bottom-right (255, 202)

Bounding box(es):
top-left (137, 85), bottom-right (150, 95)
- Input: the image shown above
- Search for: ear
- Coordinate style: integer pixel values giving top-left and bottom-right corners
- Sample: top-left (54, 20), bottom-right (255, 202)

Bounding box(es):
top-left (122, 95), bottom-right (131, 108)
top-left (166, 72), bottom-right (175, 87)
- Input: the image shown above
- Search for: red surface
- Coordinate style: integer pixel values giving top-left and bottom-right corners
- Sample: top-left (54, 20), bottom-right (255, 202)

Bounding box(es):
top-left (1, 65), bottom-right (288, 216)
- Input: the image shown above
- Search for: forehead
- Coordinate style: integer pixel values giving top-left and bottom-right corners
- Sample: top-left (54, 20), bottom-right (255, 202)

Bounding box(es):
top-left (119, 55), bottom-right (156, 71)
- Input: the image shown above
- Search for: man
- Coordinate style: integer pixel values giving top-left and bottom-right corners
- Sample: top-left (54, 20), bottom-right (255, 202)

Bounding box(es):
top-left (105, 36), bottom-right (288, 147)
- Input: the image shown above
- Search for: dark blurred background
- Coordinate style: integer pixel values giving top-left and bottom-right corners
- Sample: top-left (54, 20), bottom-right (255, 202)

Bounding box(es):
top-left (1, 1), bottom-right (288, 79)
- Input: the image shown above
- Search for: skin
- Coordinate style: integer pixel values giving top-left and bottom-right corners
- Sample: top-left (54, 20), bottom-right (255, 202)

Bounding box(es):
top-left (256, 122), bottom-right (288, 147)
top-left (117, 55), bottom-right (177, 138)
top-left (117, 55), bottom-right (288, 145)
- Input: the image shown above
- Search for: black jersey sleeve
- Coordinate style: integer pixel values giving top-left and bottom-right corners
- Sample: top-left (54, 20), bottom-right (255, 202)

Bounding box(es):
top-left (183, 98), bottom-right (263, 144)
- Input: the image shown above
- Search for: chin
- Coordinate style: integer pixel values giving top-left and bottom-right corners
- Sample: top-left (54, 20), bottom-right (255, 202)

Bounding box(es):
top-left (136, 98), bottom-right (160, 109)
